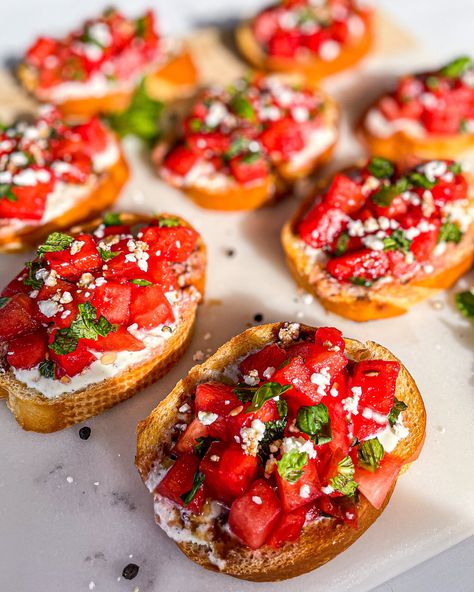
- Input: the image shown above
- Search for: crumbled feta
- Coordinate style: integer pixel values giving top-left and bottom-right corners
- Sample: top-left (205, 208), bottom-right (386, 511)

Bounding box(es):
top-left (342, 386), bottom-right (362, 416)
top-left (300, 484), bottom-right (311, 499)
top-left (263, 366), bottom-right (275, 379)
top-left (281, 436), bottom-right (316, 459)
top-left (310, 367), bottom-right (331, 397)
top-left (198, 411), bottom-right (218, 426)
top-left (38, 299), bottom-right (61, 318)
top-left (251, 496), bottom-right (263, 505)
top-left (70, 240), bottom-right (85, 255)
top-left (240, 419), bottom-right (266, 456)
top-left (243, 369), bottom-right (260, 386)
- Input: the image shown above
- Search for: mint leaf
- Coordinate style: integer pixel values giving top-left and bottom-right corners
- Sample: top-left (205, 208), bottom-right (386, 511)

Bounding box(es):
top-left (371, 178), bottom-right (409, 207)
top-left (38, 232), bottom-right (74, 253)
top-left (388, 396), bottom-right (408, 426)
top-left (0, 183), bottom-right (17, 202)
top-left (440, 56), bottom-right (473, 78)
top-left (438, 221), bottom-right (462, 244)
top-left (357, 438), bottom-right (385, 472)
top-left (450, 162), bottom-right (463, 174)
top-left (383, 229), bottom-right (411, 253)
top-left (330, 455), bottom-right (358, 496)
top-left (335, 232), bottom-right (349, 256)
top-left (277, 449), bottom-right (308, 484)
top-left (233, 384), bottom-right (257, 403)
top-left (103, 212), bottom-right (122, 227)
top-left (130, 278), bottom-right (153, 286)
top-left (247, 382), bottom-right (292, 413)
top-left (39, 359), bottom-right (55, 379)
top-left (456, 290), bottom-right (474, 319)
top-left (158, 216), bottom-right (180, 227)
top-left (297, 403), bottom-right (332, 445)
top-left (368, 157), bottom-right (394, 179)
top-left (230, 94), bottom-right (255, 120)
top-left (105, 80), bottom-right (164, 143)
top-left (181, 470), bottom-right (205, 506)
top-left (407, 171), bottom-right (436, 189)
top-left (349, 277), bottom-right (373, 287)
top-left (98, 248), bottom-right (119, 261)
top-left (224, 137), bottom-right (249, 160)
top-left (194, 436), bottom-right (216, 459)
top-left (0, 296), bottom-right (10, 309)
top-left (23, 260), bottom-right (43, 290)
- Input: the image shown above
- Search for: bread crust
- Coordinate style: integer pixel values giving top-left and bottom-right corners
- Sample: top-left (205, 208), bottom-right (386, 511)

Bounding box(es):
top-left (358, 109), bottom-right (474, 164)
top-left (18, 46), bottom-right (198, 120)
top-left (0, 148), bottom-right (129, 253)
top-left (136, 322), bottom-right (426, 581)
top-left (0, 213), bottom-right (206, 433)
top-left (281, 175), bottom-right (474, 321)
top-left (158, 87), bottom-right (338, 211)
top-left (236, 14), bottom-right (373, 85)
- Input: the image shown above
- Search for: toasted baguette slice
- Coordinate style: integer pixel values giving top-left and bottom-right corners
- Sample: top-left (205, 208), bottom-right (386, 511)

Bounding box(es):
top-left (0, 148), bottom-right (129, 253)
top-left (358, 112), bottom-right (474, 164)
top-left (282, 175), bottom-right (474, 321)
top-left (136, 322), bottom-right (425, 581)
top-left (0, 213), bottom-right (206, 433)
top-left (18, 46), bottom-right (198, 120)
top-left (236, 17), bottom-right (373, 85)
top-left (156, 84), bottom-right (339, 212)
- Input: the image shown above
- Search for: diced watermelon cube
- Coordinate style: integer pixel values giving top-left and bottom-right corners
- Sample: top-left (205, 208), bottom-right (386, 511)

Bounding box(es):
top-left (175, 418), bottom-right (209, 454)
top-left (229, 479), bottom-right (282, 549)
top-left (276, 457), bottom-right (321, 513)
top-left (194, 382), bottom-right (241, 439)
top-left (267, 30), bottom-right (301, 58)
top-left (260, 117), bottom-right (305, 158)
top-left (326, 174), bottom-right (366, 214)
top-left (200, 442), bottom-right (258, 504)
top-left (156, 453), bottom-right (205, 514)
top-left (129, 285), bottom-right (174, 329)
top-left (49, 337), bottom-right (95, 377)
top-left (266, 506), bottom-right (307, 549)
top-left (0, 294), bottom-right (40, 339)
top-left (239, 343), bottom-right (288, 380)
top-left (298, 203), bottom-right (348, 249)
top-left (92, 282), bottom-right (131, 325)
top-left (85, 328), bottom-right (144, 352)
top-left (229, 154), bottom-right (269, 185)
top-left (6, 329), bottom-right (48, 370)
top-left (354, 453), bottom-right (403, 510)
top-left (326, 249), bottom-right (390, 282)
top-left (141, 226), bottom-right (198, 262)
top-left (163, 145), bottom-right (200, 176)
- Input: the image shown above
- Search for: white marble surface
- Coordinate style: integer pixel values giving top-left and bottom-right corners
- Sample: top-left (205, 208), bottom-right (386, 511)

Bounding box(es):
top-left (0, 1), bottom-right (474, 592)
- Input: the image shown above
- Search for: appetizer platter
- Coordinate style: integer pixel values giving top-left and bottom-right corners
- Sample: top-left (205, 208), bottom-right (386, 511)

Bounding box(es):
top-left (0, 2), bottom-right (473, 592)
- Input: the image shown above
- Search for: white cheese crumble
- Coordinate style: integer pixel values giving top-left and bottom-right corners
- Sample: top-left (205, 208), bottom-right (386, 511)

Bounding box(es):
top-left (281, 436), bottom-right (317, 459)
top-left (197, 411), bottom-right (218, 426)
top-left (310, 366), bottom-right (331, 397)
top-left (251, 496), bottom-right (263, 505)
top-left (342, 386), bottom-right (362, 416)
top-left (240, 419), bottom-right (266, 456)
top-left (300, 484), bottom-right (311, 499)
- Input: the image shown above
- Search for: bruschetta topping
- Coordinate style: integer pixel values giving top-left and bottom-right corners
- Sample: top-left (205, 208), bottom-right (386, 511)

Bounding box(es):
top-left (0, 106), bottom-right (119, 232)
top-left (251, 0), bottom-right (371, 61)
top-left (364, 56), bottom-right (474, 138)
top-left (23, 8), bottom-right (162, 101)
top-left (150, 324), bottom-right (409, 554)
top-left (0, 214), bottom-right (202, 397)
top-left (161, 74), bottom-right (337, 190)
top-left (296, 157), bottom-right (473, 287)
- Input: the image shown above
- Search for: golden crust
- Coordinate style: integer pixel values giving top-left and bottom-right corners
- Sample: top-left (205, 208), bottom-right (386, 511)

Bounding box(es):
top-left (17, 47), bottom-right (198, 120)
top-left (358, 108), bottom-right (474, 164)
top-left (0, 148), bottom-right (129, 253)
top-left (157, 85), bottom-right (339, 211)
top-left (0, 213), bottom-right (207, 433)
top-left (135, 322), bottom-right (426, 581)
top-left (281, 174), bottom-right (474, 321)
top-left (236, 14), bottom-right (373, 85)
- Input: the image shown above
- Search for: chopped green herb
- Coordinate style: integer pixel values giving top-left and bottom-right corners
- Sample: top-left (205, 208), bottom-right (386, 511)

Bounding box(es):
top-left (357, 438), bottom-right (385, 472)
top-left (106, 80), bottom-right (164, 143)
top-left (450, 162), bottom-right (463, 174)
top-left (135, 15), bottom-right (146, 38)
top-left (0, 296), bottom-right (10, 309)
top-left (98, 248), bottom-right (119, 262)
top-left (181, 471), bottom-right (205, 506)
top-left (49, 301), bottom-right (117, 355)
top-left (440, 56), bottom-right (473, 78)
top-left (188, 118), bottom-right (203, 132)
top-left (456, 290), bottom-right (474, 319)
top-left (277, 449), bottom-right (308, 484)
top-left (259, 417), bottom-right (288, 463)
top-left (438, 220), bottom-right (462, 244)
top-left (247, 382), bottom-right (292, 413)
top-left (388, 397), bottom-right (408, 427)
top-left (408, 171), bottom-right (436, 189)
top-left (425, 76), bottom-right (439, 90)
top-left (130, 278), bottom-right (153, 286)
top-left (383, 229), bottom-right (412, 253)
top-left (330, 455), bottom-right (358, 496)
top-left (296, 403), bottom-right (332, 445)
top-left (103, 212), bottom-right (122, 227)
top-left (158, 216), bottom-right (181, 227)
top-left (371, 178), bottom-right (409, 207)
top-left (194, 436), bottom-right (216, 459)
top-left (0, 184), bottom-right (17, 202)
top-left (23, 260), bottom-right (43, 290)
top-left (233, 384), bottom-right (257, 403)
top-left (39, 360), bottom-right (55, 379)
top-left (241, 152), bottom-right (262, 164)
top-left (349, 277), bottom-right (373, 288)
top-left (230, 94), bottom-right (255, 120)
top-left (224, 137), bottom-right (249, 160)
top-left (38, 232), bottom-right (73, 254)
top-left (368, 157), bottom-right (394, 179)
top-left (335, 232), bottom-right (349, 256)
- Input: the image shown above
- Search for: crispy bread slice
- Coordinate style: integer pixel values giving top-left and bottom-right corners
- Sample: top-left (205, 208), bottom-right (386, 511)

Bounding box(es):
top-left (18, 47), bottom-right (198, 120)
top-left (0, 213), bottom-right (206, 433)
top-left (236, 16), bottom-right (373, 85)
top-left (157, 86), bottom-right (338, 211)
top-left (136, 322), bottom-right (426, 581)
top-left (358, 111), bottom-right (474, 164)
top-left (281, 175), bottom-right (474, 321)
top-left (0, 148), bottom-right (129, 253)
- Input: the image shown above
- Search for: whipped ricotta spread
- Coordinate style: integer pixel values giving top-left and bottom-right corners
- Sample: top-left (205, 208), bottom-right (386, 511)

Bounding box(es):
top-left (364, 107), bottom-right (426, 139)
top-left (13, 290), bottom-right (197, 399)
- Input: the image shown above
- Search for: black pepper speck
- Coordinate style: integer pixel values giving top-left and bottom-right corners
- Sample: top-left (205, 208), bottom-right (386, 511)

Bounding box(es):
top-left (122, 563), bottom-right (140, 580)
top-left (254, 313), bottom-right (264, 322)
top-left (225, 248), bottom-right (235, 258)
top-left (79, 426), bottom-right (91, 440)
